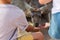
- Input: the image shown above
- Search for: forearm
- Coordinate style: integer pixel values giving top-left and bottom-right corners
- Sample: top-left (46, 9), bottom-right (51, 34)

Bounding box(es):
top-left (26, 25), bottom-right (40, 32)
top-left (26, 25), bottom-right (34, 32)
top-left (38, 0), bottom-right (52, 5)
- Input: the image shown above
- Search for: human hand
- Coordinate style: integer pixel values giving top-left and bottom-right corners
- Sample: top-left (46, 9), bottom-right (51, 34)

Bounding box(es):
top-left (38, 22), bottom-right (50, 29)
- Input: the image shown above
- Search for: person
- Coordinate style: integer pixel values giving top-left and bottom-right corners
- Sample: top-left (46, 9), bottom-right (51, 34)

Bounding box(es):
top-left (0, 0), bottom-right (44, 40)
top-left (39, 0), bottom-right (60, 40)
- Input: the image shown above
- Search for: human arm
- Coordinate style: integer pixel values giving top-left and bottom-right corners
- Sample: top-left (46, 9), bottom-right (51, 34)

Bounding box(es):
top-left (38, 0), bottom-right (52, 5)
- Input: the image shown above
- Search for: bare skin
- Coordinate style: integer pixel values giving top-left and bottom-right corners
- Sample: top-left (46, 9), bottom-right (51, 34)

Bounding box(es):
top-left (0, 0), bottom-right (11, 4)
top-left (32, 32), bottom-right (44, 40)
top-left (26, 25), bottom-right (44, 40)
top-left (38, 0), bottom-right (52, 4)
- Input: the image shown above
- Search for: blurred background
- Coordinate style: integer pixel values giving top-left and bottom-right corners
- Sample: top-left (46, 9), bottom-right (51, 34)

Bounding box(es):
top-left (11, 0), bottom-right (53, 40)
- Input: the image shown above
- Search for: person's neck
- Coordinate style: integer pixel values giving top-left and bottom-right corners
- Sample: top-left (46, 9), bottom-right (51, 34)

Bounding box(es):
top-left (0, 1), bottom-right (11, 4)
